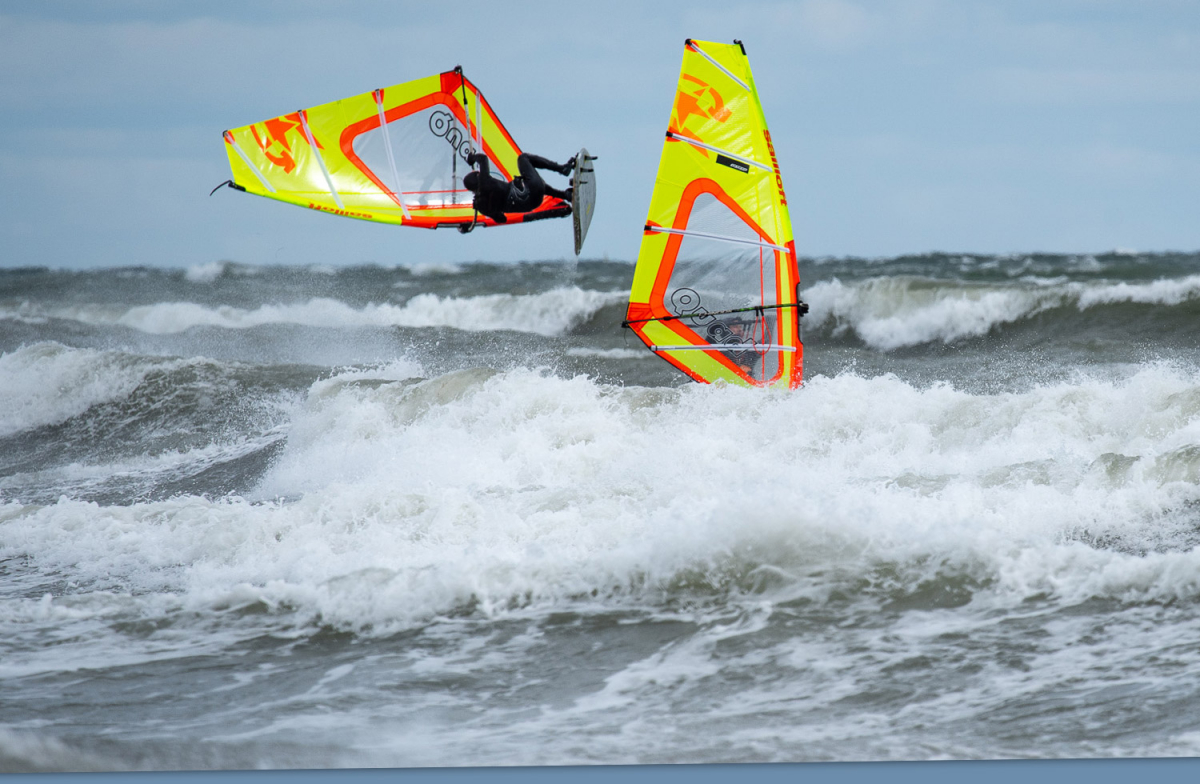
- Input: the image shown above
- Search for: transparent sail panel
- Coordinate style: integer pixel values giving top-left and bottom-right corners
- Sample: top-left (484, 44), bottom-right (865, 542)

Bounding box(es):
top-left (665, 192), bottom-right (781, 381)
top-left (685, 191), bottom-right (765, 243)
top-left (352, 104), bottom-right (490, 208)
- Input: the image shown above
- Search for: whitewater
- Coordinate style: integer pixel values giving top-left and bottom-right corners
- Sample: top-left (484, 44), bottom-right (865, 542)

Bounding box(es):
top-left (3, 253), bottom-right (1200, 771)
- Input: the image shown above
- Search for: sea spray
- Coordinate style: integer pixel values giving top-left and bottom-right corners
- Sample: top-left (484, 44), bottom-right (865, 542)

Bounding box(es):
top-left (4, 256), bottom-right (1200, 767)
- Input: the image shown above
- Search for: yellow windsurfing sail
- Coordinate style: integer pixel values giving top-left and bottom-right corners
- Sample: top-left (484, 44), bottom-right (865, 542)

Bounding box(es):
top-left (221, 67), bottom-right (570, 229)
top-left (624, 40), bottom-right (806, 389)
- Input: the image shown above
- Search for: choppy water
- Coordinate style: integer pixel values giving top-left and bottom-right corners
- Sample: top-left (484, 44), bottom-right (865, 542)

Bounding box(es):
top-left (3, 252), bottom-right (1200, 771)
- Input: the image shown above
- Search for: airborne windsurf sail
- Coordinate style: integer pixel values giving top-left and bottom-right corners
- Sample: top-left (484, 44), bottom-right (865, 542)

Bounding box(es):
top-left (220, 67), bottom-right (571, 229)
top-left (624, 40), bottom-right (806, 389)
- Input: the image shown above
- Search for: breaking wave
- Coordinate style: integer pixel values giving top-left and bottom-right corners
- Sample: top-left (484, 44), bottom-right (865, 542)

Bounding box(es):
top-left (7, 363), bottom-right (1200, 647)
top-left (805, 274), bottom-right (1200, 350)
top-left (0, 287), bottom-right (625, 338)
top-left (0, 342), bottom-right (174, 438)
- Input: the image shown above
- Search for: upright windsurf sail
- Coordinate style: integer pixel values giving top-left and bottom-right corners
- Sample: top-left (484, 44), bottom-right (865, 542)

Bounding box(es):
top-left (624, 40), bottom-right (805, 389)
top-left (221, 67), bottom-right (570, 229)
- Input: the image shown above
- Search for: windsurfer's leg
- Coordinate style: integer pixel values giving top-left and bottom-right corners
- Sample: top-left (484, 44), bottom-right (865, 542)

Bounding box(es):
top-left (523, 153), bottom-right (573, 176)
top-left (516, 153), bottom-right (541, 183)
top-left (511, 154), bottom-right (547, 211)
top-left (545, 185), bottom-right (572, 203)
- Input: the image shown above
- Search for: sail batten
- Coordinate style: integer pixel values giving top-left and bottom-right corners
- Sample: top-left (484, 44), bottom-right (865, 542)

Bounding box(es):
top-left (299, 109), bottom-right (343, 209)
top-left (626, 40), bottom-right (804, 389)
top-left (652, 344), bottom-right (796, 352)
top-left (666, 131), bottom-right (770, 171)
top-left (645, 225), bottom-right (788, 253)
top-left (224, 132), bottom-right (276, 193)
top-left (373, 88), bottom-right (410, 219)
top-left (686, 40), bottom-right (751, 91)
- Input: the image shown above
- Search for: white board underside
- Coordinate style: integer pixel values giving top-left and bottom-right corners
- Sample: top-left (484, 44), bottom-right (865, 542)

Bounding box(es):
top-left (573, 146), bottom-right (597, 255)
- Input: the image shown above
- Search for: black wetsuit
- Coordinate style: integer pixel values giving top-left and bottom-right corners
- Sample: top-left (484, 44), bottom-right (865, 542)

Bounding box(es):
top-left (466, 152), bottom-right (572, 224)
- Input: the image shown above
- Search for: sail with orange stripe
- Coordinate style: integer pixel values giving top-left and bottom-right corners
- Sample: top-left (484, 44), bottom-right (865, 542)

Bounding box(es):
top-left (624, 40), bottom-right (806, 388)
top-left (220, 67), bottom-right (570, 229)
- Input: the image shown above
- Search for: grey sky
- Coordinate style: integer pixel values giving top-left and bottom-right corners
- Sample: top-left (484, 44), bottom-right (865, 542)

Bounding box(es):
top-left (0, 1), bottom-right (1197, 269)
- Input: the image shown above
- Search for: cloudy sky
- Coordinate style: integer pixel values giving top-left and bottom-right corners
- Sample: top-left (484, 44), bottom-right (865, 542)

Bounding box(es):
top-left (0, 1), bottom-right (1196, 268)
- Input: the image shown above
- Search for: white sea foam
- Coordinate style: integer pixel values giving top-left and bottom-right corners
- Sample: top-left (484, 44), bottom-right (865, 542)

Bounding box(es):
top-left (387, 288), bottom-right (622, 335)
top-left (565, 347), bottom-right (654, 360)
top-left (1077, 275), bottom-right (1200, 307)
top-left (3, 288), bottom-right (623, 337)
top-left (0, 728), bottom-right (115, 772)
top-left (0, 343), bottom-right (160, 437)
top-left (6, 364), bottom-right (1200, 654)
top-left (184, 260), bottom-right (228, 283)
top-left (806, 278), bottom-right (1055, 349)
top-left (805, 274), bottom-right (1200, 349)
top-left (0, 301), bottom-right (50, 324)
top-left (404, 262), bottom-right (464, 276)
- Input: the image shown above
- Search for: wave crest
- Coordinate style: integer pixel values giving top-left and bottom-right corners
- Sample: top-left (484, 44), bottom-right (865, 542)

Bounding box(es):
top-left (806, 274), bottom-right (1200, 349)
top-left (0, 287), bottom-right (625, 337)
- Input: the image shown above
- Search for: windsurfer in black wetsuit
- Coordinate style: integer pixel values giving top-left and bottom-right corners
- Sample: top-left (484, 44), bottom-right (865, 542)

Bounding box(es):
top-left (712, 314), bottom-right (771, 377)
top-left (461, 152), bottom-right (574, 227)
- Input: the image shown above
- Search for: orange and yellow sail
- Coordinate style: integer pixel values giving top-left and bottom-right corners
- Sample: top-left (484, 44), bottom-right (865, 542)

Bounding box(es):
top-left (221, 68), bottom-right (570, 229)
top-left (625, 40), bottom-right (805, 389)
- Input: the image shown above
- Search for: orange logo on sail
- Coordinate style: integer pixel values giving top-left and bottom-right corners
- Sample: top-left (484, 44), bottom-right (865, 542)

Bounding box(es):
top-left (250, 112), bottom-right (321, 174)
top-left (671, 75), bottom-right (732, 134)
top-left (764, 130), bottom-right (787, 206)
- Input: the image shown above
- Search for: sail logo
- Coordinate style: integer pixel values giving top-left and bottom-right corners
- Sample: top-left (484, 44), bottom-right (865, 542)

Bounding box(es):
top-left (764, 130), bottom-right (787, 206)
top-left (307, 202), bottom-right (373, 220)
top-left (670, 287), bottom-right (753, 358)
top-left (671, 287), bottom-right (714, 324)
top-left (429, 110), bottom-right (477, 163)
top-left (250, 112), bottom-right (321, 174)
top-left (715, 154), bottom-right (750, 174)
top-left (672, 75), bottom-right (732, 138)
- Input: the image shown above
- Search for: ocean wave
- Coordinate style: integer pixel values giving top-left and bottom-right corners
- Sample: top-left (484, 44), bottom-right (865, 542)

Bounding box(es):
top-left (184, 260), bottom-right (227, 284)
top-left (565, 347), bottom-right (655, 360)
top-left (805, 274), bottom-right (1200, 350)
top-left (0, 431), bottom-right (286, 506)
top-left (182, 260), bottom-right (266, 283)
top-left (0, 288), bottom-right (625, 337)
top-left (0, 343), bottom-right (300, 494)
top-left (1077, 276), bottom-right (1200, 307)
top-left (0, 728), bottom-right (115, 773)
top-left (0, 343), bottom-right (166, 438)
top-left (404, 262), bottom-right (464, 276)
top-left (7, 365), bottom-right (1200, 646)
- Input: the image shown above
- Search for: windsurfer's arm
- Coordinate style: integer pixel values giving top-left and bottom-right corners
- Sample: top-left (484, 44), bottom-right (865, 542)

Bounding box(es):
top-left (467, 152), bottom-right (491, 178)
top-left (466, 156), bottom-right (510, 224)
